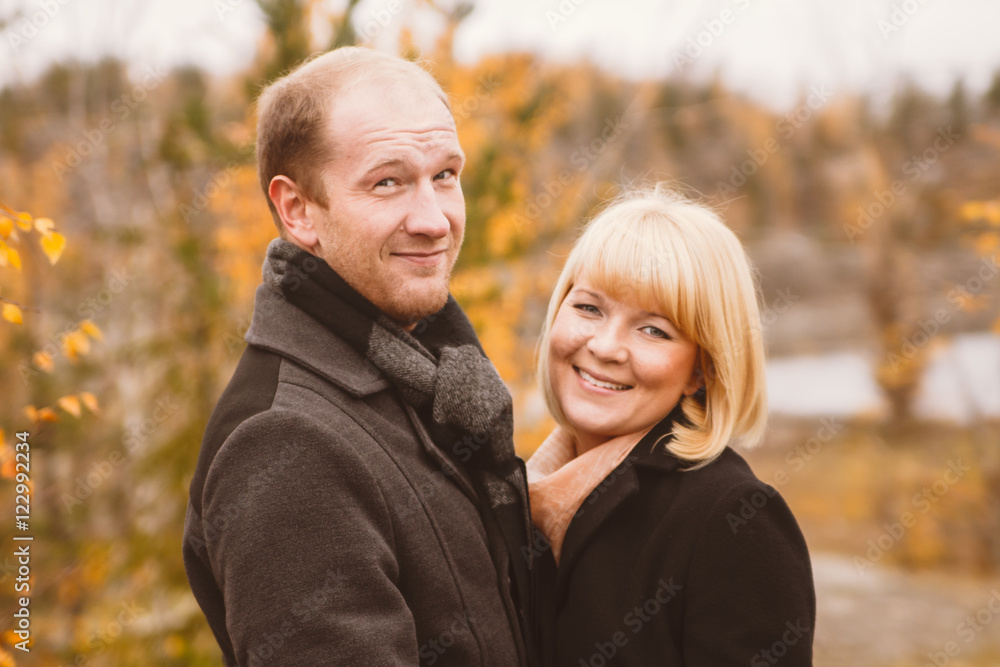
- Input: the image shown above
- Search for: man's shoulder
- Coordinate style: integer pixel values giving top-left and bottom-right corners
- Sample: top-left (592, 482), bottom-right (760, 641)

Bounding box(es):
top-left (244, 283), bottom-right (389, 399)
top-left (188, 343), bottom-right (371, 509)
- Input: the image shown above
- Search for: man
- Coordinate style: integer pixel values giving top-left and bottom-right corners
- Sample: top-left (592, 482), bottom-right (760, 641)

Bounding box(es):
top-left (183, 47), bottom-right (536, 666)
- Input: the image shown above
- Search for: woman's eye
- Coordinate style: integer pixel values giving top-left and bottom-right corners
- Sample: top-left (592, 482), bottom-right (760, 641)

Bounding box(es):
top-left (642, 325), bottom-right (671, 339)
top-left (573, 303), bottom-right (601, 315)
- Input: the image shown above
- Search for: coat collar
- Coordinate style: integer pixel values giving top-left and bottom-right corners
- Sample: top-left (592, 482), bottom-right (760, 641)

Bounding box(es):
top-left (244, 282), bottom-right (390, 397)
top-left (555, 406), bottom-right (686, 597)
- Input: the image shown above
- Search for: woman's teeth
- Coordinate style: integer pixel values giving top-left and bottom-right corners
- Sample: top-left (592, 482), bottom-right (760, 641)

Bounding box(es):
top-left (577, 368), bottom-right (631, 391)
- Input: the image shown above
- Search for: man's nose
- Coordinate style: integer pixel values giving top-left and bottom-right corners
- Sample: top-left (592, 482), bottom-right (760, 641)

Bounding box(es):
top-left (403, 182), bottom-right (452, 238)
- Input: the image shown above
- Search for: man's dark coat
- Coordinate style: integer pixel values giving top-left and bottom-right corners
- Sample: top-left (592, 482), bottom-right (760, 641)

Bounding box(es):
top-left (183, 270), bottom-right (531, 666)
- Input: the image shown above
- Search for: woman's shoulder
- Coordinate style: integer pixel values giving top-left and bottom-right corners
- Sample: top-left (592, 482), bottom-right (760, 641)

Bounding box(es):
top-left (633, 444), bottom-right (803, 536)
top-left (633, 443), bottom-right (763, 492)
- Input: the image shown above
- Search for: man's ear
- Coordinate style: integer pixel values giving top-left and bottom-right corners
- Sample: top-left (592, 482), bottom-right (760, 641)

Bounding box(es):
top-left (269, 175), bottom-right (320, 250)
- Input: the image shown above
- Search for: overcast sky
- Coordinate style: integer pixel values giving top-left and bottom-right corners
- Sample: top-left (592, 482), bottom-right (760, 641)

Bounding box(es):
top-left (2, 0), bottom-right (1000, 109)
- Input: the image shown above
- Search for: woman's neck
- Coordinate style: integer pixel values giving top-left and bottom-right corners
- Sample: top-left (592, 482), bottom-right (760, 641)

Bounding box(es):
top-left (573, 433), bottom-right (608, 458)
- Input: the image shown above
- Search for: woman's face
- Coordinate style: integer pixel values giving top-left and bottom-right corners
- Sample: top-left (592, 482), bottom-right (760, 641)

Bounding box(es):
top-left (548, 274), bottom-right (701, 455)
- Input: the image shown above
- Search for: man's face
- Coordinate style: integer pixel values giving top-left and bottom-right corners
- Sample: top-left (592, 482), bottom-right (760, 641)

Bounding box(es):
top-left (309, 81), bottom-right (466, 327)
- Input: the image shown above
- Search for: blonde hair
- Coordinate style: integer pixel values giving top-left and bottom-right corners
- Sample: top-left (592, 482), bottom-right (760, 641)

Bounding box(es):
top-left (255, 47), bottom-right (450, 232)
top-left (536, 186), bottom-right (767, 465)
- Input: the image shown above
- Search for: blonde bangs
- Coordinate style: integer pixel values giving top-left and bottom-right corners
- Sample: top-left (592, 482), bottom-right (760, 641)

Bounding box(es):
top-left (536, 186), bottom-right (769, 467)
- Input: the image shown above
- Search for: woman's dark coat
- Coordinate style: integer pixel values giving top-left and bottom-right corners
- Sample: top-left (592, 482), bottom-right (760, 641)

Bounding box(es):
top-left (535, 411), bottom-right (816, 666)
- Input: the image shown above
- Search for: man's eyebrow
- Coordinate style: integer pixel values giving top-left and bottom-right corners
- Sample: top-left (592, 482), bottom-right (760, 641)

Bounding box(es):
top-left (362, 157), bottom-right (411, 179)
top-left (361, 152), bottom-right (465, 180)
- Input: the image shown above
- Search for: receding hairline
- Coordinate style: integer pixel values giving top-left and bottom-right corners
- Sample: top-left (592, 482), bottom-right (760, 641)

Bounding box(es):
top-left (254, 47), bottom-right (454, 227)
top-left (272, 47), bottom-right (451, 114)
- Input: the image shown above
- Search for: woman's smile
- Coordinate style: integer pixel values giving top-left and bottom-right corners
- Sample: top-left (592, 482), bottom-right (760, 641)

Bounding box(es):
top-left (548, 275), bottom-right (701, 455)
top-left (574, 366), bottom-right (633, 392)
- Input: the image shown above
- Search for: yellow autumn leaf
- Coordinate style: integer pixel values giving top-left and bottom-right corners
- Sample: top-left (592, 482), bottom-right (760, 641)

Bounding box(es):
top-left (62, 329), bottom-right (90, 362)
top-left (6, 246), bottom-right (20, 271)
top-left (14, 211), bottom-right (32, 231)
top-left (23, 405), bottom-right (57, 423)
top-left (0, 216), bottom-right (11, 239)
top-left (40, 231), bottom-right (66, 265)
top-left (79, 319), bottom-right (103, 340)
top-left (34, 217), bottom-right (55, 235)
top-left (80, 391), bottom-right (100, 413)
top-left (2, 302), bottom-right (23, 325)
top-left (32, 350), bottom-right (54, 372)
top-left (57, 395), bottom-right (82, 418)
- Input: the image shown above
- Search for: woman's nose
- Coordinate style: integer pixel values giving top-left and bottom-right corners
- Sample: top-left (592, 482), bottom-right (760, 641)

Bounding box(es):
top-left (584, 321), bottom-right (628, 363)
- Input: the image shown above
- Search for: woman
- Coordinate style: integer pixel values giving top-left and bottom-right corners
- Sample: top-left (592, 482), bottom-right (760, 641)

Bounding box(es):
top-left (527, 187), bottom-right (815, 666)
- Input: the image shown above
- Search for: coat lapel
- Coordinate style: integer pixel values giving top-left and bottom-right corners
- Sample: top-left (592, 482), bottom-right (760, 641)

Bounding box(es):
top-left (556, 457), bottom-right (641, 598)
top-left (553, 406), bottom-right (686, 600)
top-left (403, 402), bottom-right (480, 504)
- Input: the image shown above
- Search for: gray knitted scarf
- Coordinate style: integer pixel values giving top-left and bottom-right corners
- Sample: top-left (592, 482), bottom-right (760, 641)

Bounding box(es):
top-left (262, 239), bottom-right (532, 548)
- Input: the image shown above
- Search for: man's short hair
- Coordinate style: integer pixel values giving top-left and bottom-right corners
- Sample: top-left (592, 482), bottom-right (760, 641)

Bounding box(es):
top-left (255, 47), bottom-right (451, 233)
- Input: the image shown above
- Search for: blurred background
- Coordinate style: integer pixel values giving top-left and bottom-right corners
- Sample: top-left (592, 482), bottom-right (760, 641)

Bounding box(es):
top-left (1, 0), bottom-right (999, 664)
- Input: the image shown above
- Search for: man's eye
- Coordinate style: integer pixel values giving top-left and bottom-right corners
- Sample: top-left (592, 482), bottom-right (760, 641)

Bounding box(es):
top-left (434, 169), bottom-right (456, 181)
top-left (375, 177), bottom-right (398, 187)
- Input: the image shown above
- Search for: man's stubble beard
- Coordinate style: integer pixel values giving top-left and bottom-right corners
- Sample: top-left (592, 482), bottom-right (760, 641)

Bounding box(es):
top-left (325, 242), bottom-right (457, 327)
